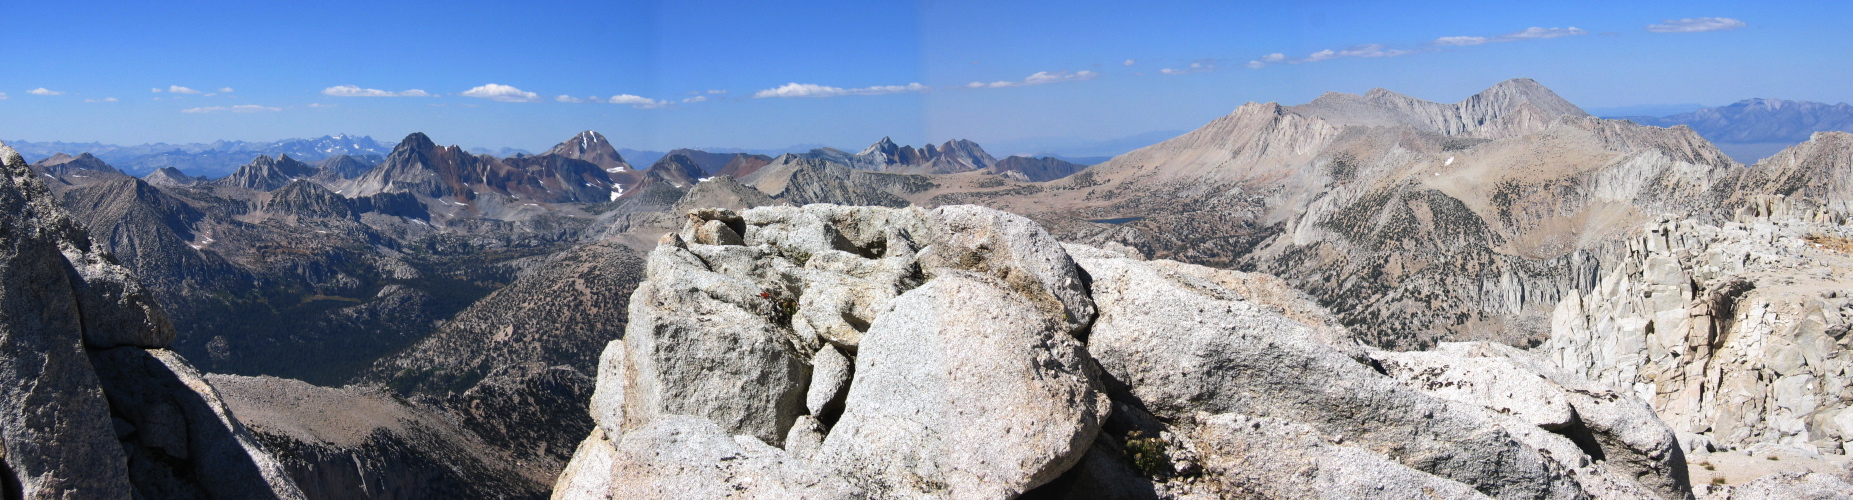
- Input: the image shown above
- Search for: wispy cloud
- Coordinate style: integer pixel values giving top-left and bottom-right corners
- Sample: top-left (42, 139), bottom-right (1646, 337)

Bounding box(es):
top-left (556, 95), bottom-right (587, 103)
top-left (27, 88), bottom-right (64, 96)
top-left (168, 85), bottom-right (203, 95)
top-left (682, 95), bottom-right (708, 103)
top-left (0, 93), bottom-right (9, 100)
top-left (1123, 59), bottom-right (1136, 66)
top-left (1245, 53), bottom-right (1286, 69)
top-left (218, 87), bottom-right (234, 93)
top-left (1240, 25), bottom-right (1586, 70)
top-left (323, 85), bottom-right (433, 97)
top-left (1160, 60), bottom-right (1217, 75)
top-left (459, 83), bottom-right (540, 102)
top-left (1303, 44), bottom-right (1419, 63)
top-left (1432, 26), bottom-right (1587, 46)
top-left (1647, 17), bottom-right (1746, 33)
top-left (151, 88), bottom-right (162, 93)
top-left (753, 82), bottom-right (927, 98)
top-left (967, 70), bottom-right (1100, 88)
top-left (706, 89), bottom-right (728, 94)
top-left (84, 97), bottom-right (119, 103)
top-left (307, 103), bottom-right (335, 108)
top-left (182, 104), bottom-right (281, 114)
top-left (608, 94), bottom-right (670, 108)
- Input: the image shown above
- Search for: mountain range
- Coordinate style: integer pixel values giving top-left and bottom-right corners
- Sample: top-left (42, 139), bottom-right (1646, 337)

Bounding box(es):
top-left (7, 77), bottom-right (1853, 497)
top-left (4, 134), bottom-right (395, 178)
top-left (1614, 97), bottom-right (1853, 162)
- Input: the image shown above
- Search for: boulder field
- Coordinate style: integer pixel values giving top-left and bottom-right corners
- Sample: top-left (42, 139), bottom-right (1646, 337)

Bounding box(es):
top-left (554, 204), bottom-right (1708, 499)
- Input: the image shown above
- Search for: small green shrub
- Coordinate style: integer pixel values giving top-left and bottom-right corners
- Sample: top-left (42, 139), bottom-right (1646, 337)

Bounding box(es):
top-left (1711, 477), bottom-right (1727, 485)
top-left (1124, 430), bottom-right (1170, 478)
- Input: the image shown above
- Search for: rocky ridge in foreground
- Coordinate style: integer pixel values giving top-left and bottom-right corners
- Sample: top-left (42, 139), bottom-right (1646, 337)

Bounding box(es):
top-left (554, 204), bottom-right (1697, 499)
top-left (0, 140), bottom-right (302, 497)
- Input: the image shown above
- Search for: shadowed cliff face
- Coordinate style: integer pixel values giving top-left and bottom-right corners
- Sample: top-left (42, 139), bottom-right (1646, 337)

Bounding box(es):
top-left (0, 140), bottom-right (305, 498)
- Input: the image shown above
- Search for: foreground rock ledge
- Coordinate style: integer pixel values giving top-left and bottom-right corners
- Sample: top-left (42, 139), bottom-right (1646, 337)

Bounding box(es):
top-left (555, 204), bottom-right (1695, 499)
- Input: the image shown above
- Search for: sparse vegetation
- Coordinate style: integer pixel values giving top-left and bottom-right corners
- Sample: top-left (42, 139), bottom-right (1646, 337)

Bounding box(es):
top-left (1805, 234), bottom-right (1853, 253)
top-left (1124, 430), bottom-right (1172, 477)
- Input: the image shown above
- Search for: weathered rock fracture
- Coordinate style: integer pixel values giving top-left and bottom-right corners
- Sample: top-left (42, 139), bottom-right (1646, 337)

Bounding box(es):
top-left (0, 140), bottom-right (304, 498)
top-left (556, 204), bottom-right (1695, 499)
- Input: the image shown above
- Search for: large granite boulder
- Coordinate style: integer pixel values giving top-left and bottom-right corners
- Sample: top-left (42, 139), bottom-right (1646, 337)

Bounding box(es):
top-left (557, 205), bottom-right (1693, 499)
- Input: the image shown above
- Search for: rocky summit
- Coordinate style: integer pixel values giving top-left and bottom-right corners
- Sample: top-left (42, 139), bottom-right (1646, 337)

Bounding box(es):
top-left (552, 204), bottom-right (1694, 499)
top-left (7, 75), bottom-right (1853, 499)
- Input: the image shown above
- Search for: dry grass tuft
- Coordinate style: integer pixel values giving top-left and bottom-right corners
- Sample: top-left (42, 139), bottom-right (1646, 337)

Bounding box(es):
top-left (1805, 234), bottom-right (1853, 253)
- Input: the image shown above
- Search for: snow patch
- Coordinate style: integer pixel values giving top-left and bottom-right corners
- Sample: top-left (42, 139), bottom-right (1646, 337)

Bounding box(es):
top-left (1444, 156), bottom-right (1455, 166)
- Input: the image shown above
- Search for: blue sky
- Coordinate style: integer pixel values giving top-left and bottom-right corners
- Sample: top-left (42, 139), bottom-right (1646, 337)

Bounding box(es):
top-left (2, 1), bottom-right (1848, 154)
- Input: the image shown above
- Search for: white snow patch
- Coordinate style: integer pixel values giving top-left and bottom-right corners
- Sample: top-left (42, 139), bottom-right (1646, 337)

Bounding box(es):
top-left (1444, 156), bottom-right (1455, 166)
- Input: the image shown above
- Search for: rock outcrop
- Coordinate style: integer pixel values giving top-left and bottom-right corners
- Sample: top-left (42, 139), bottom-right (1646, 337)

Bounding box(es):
top-left (1544, 208), bottom-right (1853, 458)
top-left (0, 140), bottom-right (304, 497)
top-left (554, 204), bottom-right (1692, 499)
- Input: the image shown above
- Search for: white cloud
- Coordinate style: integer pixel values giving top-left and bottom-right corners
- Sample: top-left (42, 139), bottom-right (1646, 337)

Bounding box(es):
top-left (970, 70), bottom-right (1101, 88)
top-left (27, 88), bottom-right (63, 96)
top-left (682, 95), bottom-right (708, 103)
top-left (1434, 26), bottom-right (1587, 46)
top-left (753, 82), bottom-right (927, 98)
top-left (168, 85), bottom-right (202, 95)
top-left (459, 83), bottom-right (540, 102)
top-left (84, 98), bottom-right (119, 103)
top-left (706, 89), bottom-right (727, 94)
top-left (1123, 59), bottom-right (1136, 66)
top-left (1434, 36), bottom-right (1487, 46)
top-left (1246, 53), bottom-right (1288, 68)
top-left (0, 93), bottom-right (8, 100)
top-left (308, 103), bottom-right (334, 108)
top-left (322, 85), bottom-right (434, 97)
top-left (556, 95), bottom-right (585, 103)
top-left (151, 88), bottom-right (163, 93)
top-left (1500, 26), bottom-right (1587, 40)
top-left (182, 105), bottom-right (280, 114)
top-left (1160, 60), bottom-right (1217, 75)
top-left (1648, 17), bottom-right (1746, 33)
top-left (608, 94), bottom-right (670, 108)
top-left (1284, 44), bottom-right (1422, 64)
top-left (218, 87), bottom-right (234, 93)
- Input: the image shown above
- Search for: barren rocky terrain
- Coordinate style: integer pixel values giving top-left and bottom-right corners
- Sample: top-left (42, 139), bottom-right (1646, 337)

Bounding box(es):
top-left (6, 77), bottom-right (1853, 498)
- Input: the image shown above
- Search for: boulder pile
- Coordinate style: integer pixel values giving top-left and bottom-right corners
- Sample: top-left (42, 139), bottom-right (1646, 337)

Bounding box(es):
top-left (556, 204), bottom-right (1696, 499)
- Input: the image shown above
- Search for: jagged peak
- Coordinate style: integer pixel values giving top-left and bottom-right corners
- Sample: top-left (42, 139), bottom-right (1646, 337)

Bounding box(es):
top-left (1465, 78), bottom-right (1588, 117)
top-left (397, 132), bottom-right (437, 151)
top-left (550, 130), bottom-right (610, 154)
top-left (860, 136), bottom-right (901, 156)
